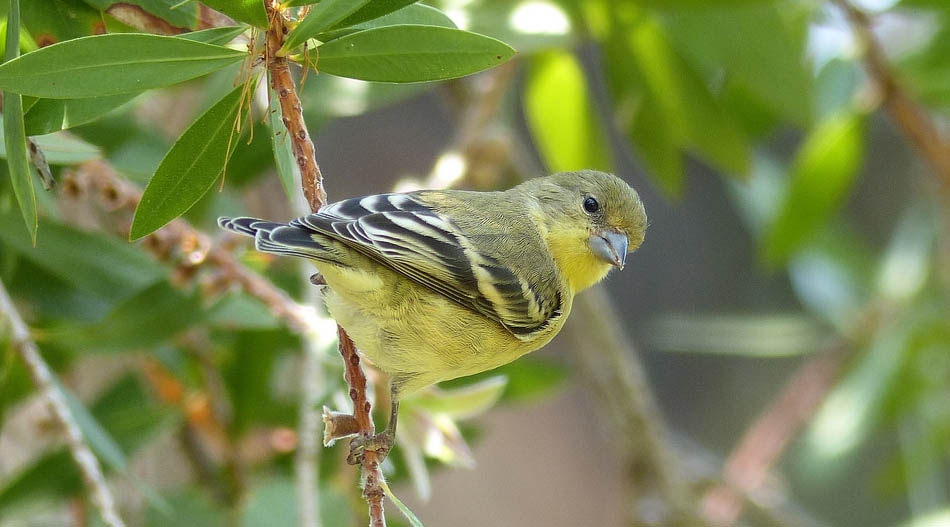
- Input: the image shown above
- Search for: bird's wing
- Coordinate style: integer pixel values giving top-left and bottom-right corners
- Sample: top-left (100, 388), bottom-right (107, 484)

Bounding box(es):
top-left (292, 193), bottom-right (562, 336)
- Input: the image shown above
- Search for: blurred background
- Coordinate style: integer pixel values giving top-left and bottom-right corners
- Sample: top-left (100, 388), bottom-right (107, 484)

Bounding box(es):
top-left (1, 0), bottom-right (949, 526)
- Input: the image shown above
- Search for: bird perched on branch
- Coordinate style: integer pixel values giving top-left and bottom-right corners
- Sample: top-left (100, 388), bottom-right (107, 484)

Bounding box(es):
top-left (219, 170), bottom-right (647, 459)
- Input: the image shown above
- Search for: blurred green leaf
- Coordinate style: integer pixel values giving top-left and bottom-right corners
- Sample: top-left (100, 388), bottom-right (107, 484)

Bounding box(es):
top-left (267, 76), bottom-right (297, 202)
top-left (3, 0), bottom-right (37, 243)
top-left (875, 205), bottom-right (936, 302)
top-left (814, 58), bottom-right (862, 120)
top-left (241, 478), bottom-right (298, 527)
top-left (59, 378), bottom-right (130, 472)
top-left (197, 0), bottom-right (267, 28)
top-left (763, 111), bottom-right (866, 265)
top-left (663, 3), bottom-right (812, 125)
top-left (313, 25), bottom-right (516, 83)
top-left (147, 488), bottom-right (225, 527)
top-left (130, 82), bottom-right (248, 240)
top-left (0, 212), bottom-right (164, 302)
top-left (798, 321), bottom-right (913, 477)
top-left (40, 281), bottom-right (204, 353)
top-left (629, 91), bottom-right (684, 198)
top-left (283, 0), bottom-right (373, 51)
top-left (897, 24), bottom-right (950, 108)
top-left (645, 313), bottom-right (827, 356)
top-left (524, 49), bottom-right (612, 173)
top-left (606, 10), bottom-right (749, 176)
top-left (899, 509), bottom-right (950, 527)
top-left (0, 34), bottom-right (246, 98)
top-left (0, 450), bottom-right (80, 510)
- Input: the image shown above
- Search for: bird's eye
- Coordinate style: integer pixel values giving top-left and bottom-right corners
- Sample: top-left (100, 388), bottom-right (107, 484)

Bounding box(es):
top-left (583, 196), bottom-right (600, 214)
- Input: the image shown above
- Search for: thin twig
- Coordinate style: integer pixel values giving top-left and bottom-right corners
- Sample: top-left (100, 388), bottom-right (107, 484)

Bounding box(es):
top-left (0, 279), bottom-right (126, 527)
top-left (264, 1), bottom-right (326, 212)
top-left (832, 0), bottom-right (950, 191)
top-left (699, 346), bottom-right (848, 525)
top-left (568, 288), bottom-right (704, 527)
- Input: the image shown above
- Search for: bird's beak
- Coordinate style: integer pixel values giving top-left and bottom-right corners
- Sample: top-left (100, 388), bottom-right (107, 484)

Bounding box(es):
top-left (590, 230), bottom-right (629, 269)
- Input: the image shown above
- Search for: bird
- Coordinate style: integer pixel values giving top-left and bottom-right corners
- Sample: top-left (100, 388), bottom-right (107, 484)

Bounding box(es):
top-left (218, 170), bottom-right (647, 459)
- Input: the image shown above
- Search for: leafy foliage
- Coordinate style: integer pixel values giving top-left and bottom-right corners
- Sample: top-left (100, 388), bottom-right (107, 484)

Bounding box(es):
top-left (2, 0), bottom-right (950, 526)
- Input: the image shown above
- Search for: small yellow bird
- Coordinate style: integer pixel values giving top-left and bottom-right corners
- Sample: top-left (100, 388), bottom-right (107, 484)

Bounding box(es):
top-left (219, 170), bottom-right (646, 455)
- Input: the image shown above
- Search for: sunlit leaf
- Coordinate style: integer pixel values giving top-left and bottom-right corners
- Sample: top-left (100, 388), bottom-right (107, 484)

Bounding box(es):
top-left (0, 34), bottom-right (246, 98)
top-left (413, 376), bottom-right (507, 418)
top-left (875, 205), bottom-right (936, 302)
top-left (130, 82), bottom-right (248, 240)
top-left (900, 509), bottom-right (950, 527)
top-left (3, 0), bottom-right (36, 243)
top-left (524, 49), bottom-right (611, 172)
top-left (762, 111), bottom-right (866, 265)
top-left (0, 128), bottom-right (101, 164)
top-left (313, 25), bottom-right (516, 83)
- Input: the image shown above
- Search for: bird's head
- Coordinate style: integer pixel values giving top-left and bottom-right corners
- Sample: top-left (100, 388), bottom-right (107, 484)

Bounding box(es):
top-left (525, 170), bottom-right (647, 291)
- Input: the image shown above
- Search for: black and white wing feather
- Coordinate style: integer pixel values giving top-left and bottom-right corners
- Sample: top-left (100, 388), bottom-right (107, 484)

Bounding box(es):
top-left (253, 192), bottom-right (561, 337)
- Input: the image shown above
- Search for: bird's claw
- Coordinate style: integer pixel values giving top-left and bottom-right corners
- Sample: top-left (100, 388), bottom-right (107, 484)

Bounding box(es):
top-left (346, 431), bottom-right (394, 465)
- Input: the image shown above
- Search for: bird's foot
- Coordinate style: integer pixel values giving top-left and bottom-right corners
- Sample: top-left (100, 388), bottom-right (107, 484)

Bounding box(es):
top-left (346, 430), bottom-right (394, 465)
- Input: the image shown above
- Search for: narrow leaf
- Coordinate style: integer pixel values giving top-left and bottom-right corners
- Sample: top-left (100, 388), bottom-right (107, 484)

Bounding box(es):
top-left (314, 25), bottom-right (516, 83)
top-left (196, 0), bottom-right (267, 28)
top-left (3, 0), bottom-right (36, 242)
top-left (380, 479), bottom-right (425, 527)
top-left (317, 4), bottom-right (455, 42)
top-left (762, 112), bottom-right (866, 264)
top-left (22, 93), bottom-right (137, 135)
top-left (0, 34), bottom-right (246, 98)
top-left (268, 75), bottom-right (297, 201)
top-left (334, 0), bottom-right (421, 28)
top-left (0, 128), bottom-right (101, 164)
top-left (130, 82), bottom-right (248, 240)
top-left (283, 0), bottom-right (373, 52)
top-left (524, 50), bottom-right (612, 172)
top-left (180, 26), bottom-right (247, 45)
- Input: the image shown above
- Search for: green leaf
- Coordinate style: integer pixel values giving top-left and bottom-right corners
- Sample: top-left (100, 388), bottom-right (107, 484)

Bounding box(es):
top-left (645, 313), bottom-right (827, 356)
top-left (0, 212), bottom-right (165, 301)
top-left (267, 75), bottom-right (297, 202)
top-left (0, 128), bottom-right (101, 164)
top-left (663, 4), bottom-right (813, 125)
top-left (58, 378), bottom-right (129, 472)
top-left (241, 478), bottom-right (298, 527)
top-left (414, 376), bottom-right (507, 418)
top-left (622, 13), bottom-right (750, 175)
top-left (0, 33), bottom-right (246, 98)
top-left (179, 26), bottom-right (248, 45)
top-left (21, 0), bottom-right (105, 46)
top-left (900, 509), bottom-right (950, 527)
top-left (283, 0), bottom-right (373, 52)
top-left (197, 0), bottom-right (267, 28)
top-left (41, 281), bottom-right (205, 353)
top-left (22, 93), bottom-right (138, 135)
top-left (380, 479), bottom-right (425, 527)
top-left (317, 3), bottom-right (456, 42)
top-left (334, 0), bottom-right (421, 28)
top-left (762, 112), bottom-right (866, 265)
top-left (629, 91), bottom-right (684, 198)
top-left (130, 82), bottom-right (248, 240)
top-left (3, 0), bottom-right (36, 243)
top-left (313, 25), bottom-right (516, 83)
top-left (524, 49), bottom-right (612, 172)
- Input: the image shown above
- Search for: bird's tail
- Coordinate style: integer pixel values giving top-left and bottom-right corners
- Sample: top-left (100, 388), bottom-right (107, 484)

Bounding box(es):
top-left (218, 217), bottom-right (336, 262)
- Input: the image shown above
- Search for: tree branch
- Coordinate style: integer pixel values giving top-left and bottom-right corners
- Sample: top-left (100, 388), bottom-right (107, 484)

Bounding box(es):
top-left (0, 279), bottom-right (126, 527)
top-left (832, 0), bottom-right (950, 191)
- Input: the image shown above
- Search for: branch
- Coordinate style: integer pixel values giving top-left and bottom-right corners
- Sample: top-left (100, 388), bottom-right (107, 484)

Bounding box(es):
top-left (699, 346), bottom-right (847, 525)
top-left (833, 0), bottom-right (950, 191)
top-left (568, 288), bottom-right (705, 527)
top-left (0, 279), bottom-right (126, 527)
